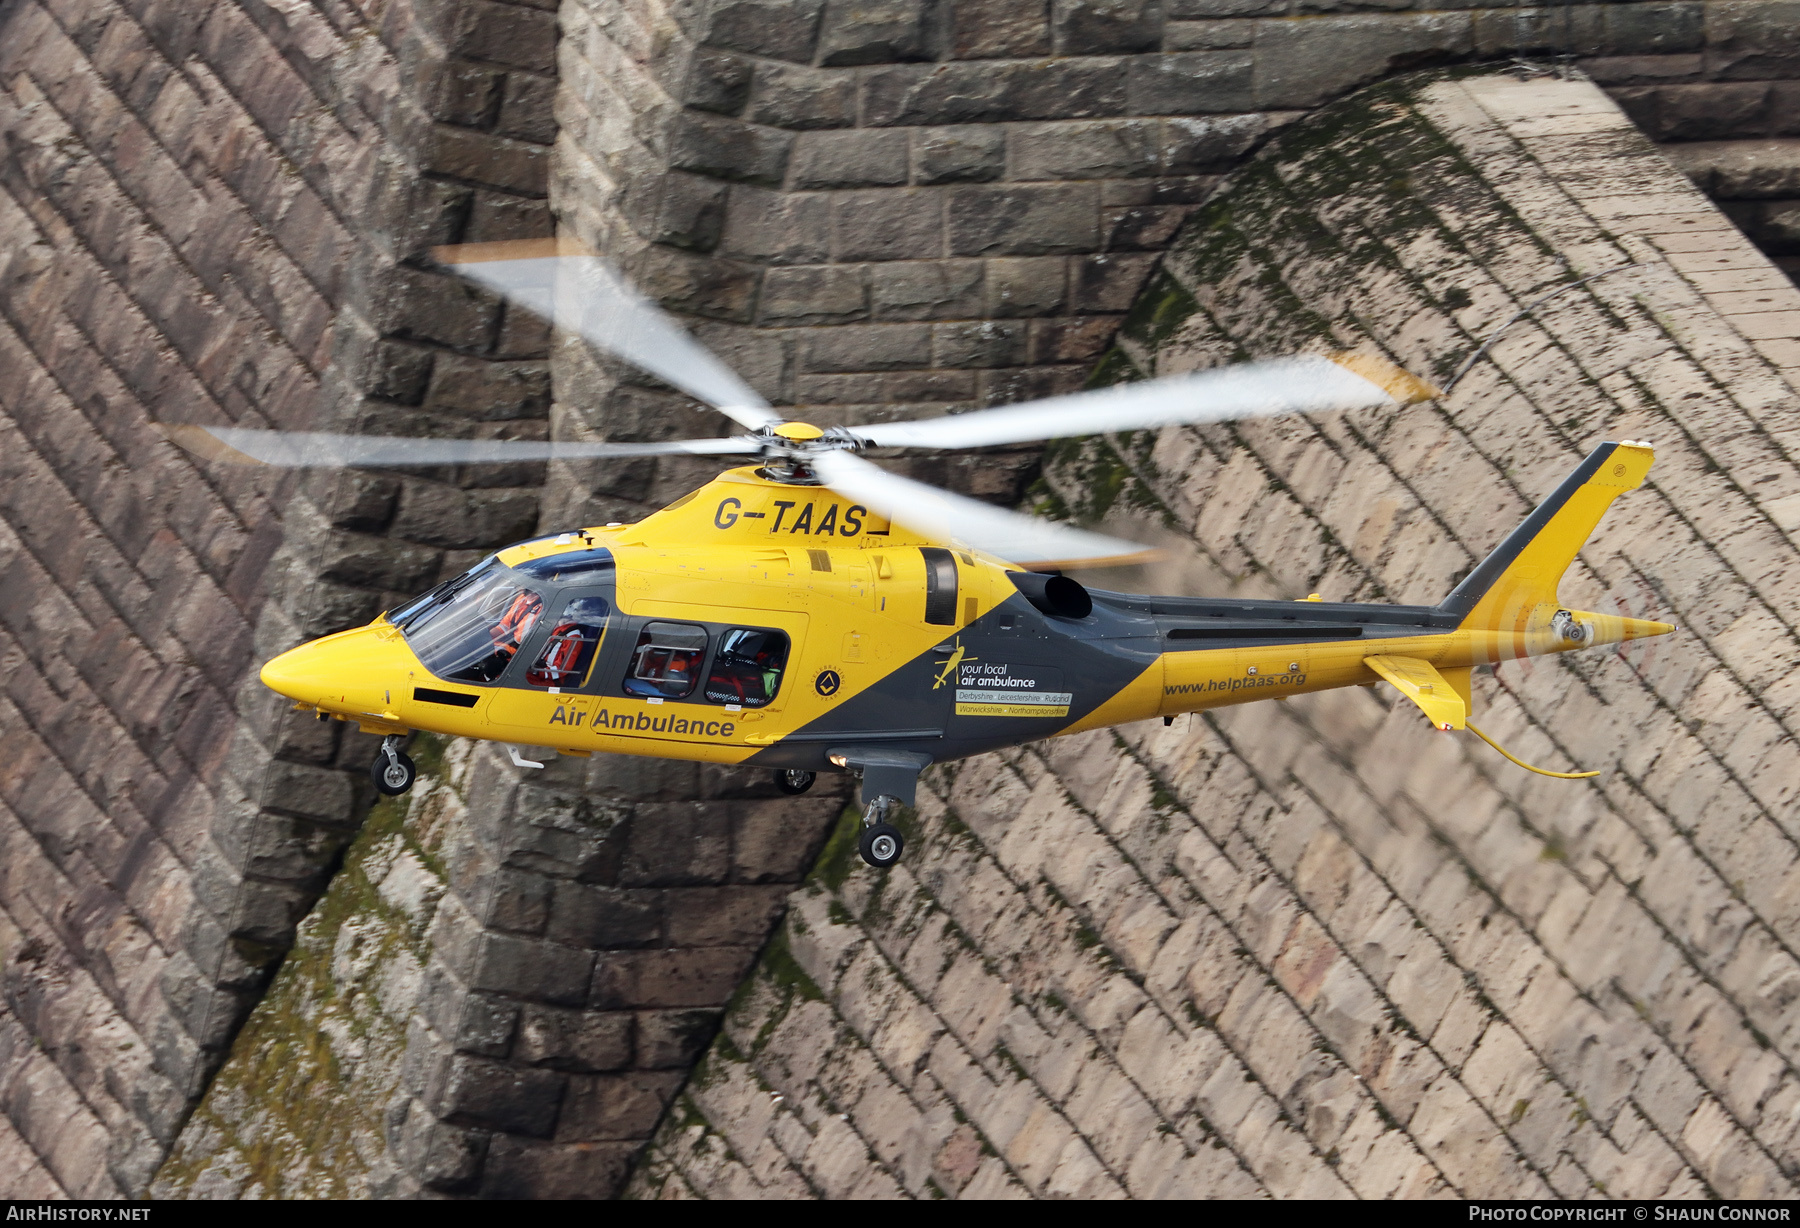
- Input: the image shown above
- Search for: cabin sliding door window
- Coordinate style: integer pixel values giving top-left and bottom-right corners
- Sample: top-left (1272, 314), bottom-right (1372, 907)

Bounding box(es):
top-left (704, 628), bottom-right (789, 707)
top-left (624, 622), bottom-right (708, 698)
top-left (524, 596), bottom-right (610, 688)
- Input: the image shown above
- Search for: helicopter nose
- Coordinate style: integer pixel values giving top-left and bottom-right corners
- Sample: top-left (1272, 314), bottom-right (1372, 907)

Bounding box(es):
top-left (260, 638), bottom-right (339, 705)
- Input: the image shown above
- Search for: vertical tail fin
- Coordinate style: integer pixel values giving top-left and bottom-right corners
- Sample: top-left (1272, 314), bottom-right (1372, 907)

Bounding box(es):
top-left (1440, 442), bottom-right (1658, 635)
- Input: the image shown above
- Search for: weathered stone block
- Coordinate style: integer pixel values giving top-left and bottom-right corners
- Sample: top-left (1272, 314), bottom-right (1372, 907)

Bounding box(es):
top-left (589, 947), bottom-right (760, 1009)
top-left (388, 1098), bottom-right (488, 1194)
top-left (1603, 2), bottom-right (1704, 56)
top-left (1165, 0), bottom-right (1279, 13)
top-left (863, 59), bottom-right (1129, 126)
top-left (618, 802), bottom-right (733, 886)
top-left (667, 113), bottom-right (793, 187)
top-left (255, 759), bottom-right (362, 827)
top-left (422, 125), bottom-right (550, 196)
top-left (656, 885), bottom-right (787, 948)
top-left (1030, 314), bottom-right (1122, 362)
top-left (914, 125), bottom-right (1008, 185)
top-left (500, 784), bottom-right (629, 882)
top-left (368, 266), bottom-right (499, 352)
top-left (465, 189), bottom-right (553, 245)
top-left (681, 49), bottom-right (754, 116)
top-left (1706, 0), bottom-right (1800, 80)
top-left (423, 354), bottom-right (551, 418)
top-left (420, 968), bottom-right (520, 1058)
top-left (457, 930), bottom-right (597, 1007)
top-left (790, 129), bottom-right (910, 190)
top-left (1076, 252), bottom-right (1161, 311)
top-left (1650, 83), bottom-right (1774, 142)
top-left (818, 0), bottom-right (939, 66)
top-left (323, 471), bottom-right (402, 533)
top-left (1055, 0), bottom-right (1163, 55)
top-left (986, 256), bottom-right (1070, 316)
top-left (389, 484), bottom-right (539, 551)
top-left (1252, 14), bottom-right (1474, 110)
top-left (701, 0), bottom-right (827, 63)
top-left (1163, 113), bottom-right (1268, 173)
top-left (497, 71), bottom-right (558, 145)
top-left (832, 188), bottom-right (947, 261)
top-left (515, 1004), bottom-right (634, 1072)
top-left (871, 259), bottom-right (985, 320)
top-left (801, 323), bottom-right (934, 372)
top-left (545, 880), bottom-right (664, 948)
top-left (426, 0), bottom-right (558, 73)
top-left (434, 1054), bottom-right (566, 1137)
top-left (948, 184), bottom-right (1100, 256)
top-left (759, 265), bottom-right (871, 326)
top-left (1104, 203), bottom-right (1191, 249)
top-left (422, 60), bottom-right (502, 129)
top-left (1128, 51), bottom-right (1254, 115)
top-left (556, 1070), bottom-right (684, 1141)
top-left (953, 0), bottom-right (1052, 58)
top-left (486, 867), bottom-right (552, 935)
top-left (479, 1136), bottom-right (636, 1199)
top-left (1011, 119), bottom-right (1160, 181)
top-left (1166, 17), bottom-right (1254, 49)
top-left (721, 187), bottom-right (833, 265)
top-left (747, 62), bottom-right (858, 129)
top-left (636, 1008), bottom-right (721, 1069)
top-left (934, 319), bottom-right (1029, 367)
top-left (649, 172), bottom-right (731, 253)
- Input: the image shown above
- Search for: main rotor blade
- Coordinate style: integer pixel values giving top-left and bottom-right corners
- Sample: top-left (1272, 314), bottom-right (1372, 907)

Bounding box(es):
top-left (810, 450), bottom-right (1159, 571)
top-left (853, 353), bottom-right (1438, 451)
top-left (163, 426), bottom-right (761, 468)
top-left (434, 240), bottom-right (781, 432)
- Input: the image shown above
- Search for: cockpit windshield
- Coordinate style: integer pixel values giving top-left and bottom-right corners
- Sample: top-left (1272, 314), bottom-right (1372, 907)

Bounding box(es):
top-left (398, 561), bottom-right (547, 684)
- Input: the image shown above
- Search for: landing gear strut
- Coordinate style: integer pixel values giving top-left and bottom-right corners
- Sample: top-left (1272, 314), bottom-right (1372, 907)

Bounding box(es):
top-left (858, 795), bottom-right (904, 869)
top-left (773, 768), bottom-right (816, 796)
top-left (370, 735), bottom-right (417, 796)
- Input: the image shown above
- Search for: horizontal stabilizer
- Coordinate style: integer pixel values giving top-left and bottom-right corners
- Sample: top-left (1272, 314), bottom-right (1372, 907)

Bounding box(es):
top-left (1366, 655), bottom-right (1469, 731)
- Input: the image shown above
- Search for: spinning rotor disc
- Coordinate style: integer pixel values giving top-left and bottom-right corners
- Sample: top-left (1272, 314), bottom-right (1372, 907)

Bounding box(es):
top-left (161, 240), bottom-right (1440, 571)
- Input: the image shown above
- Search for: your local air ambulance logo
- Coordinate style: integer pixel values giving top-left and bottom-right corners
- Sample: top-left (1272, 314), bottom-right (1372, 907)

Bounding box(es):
top-left (932, 638), bottom-right (975, 689)
top-left (938, 640), bottom-right (1072, 719)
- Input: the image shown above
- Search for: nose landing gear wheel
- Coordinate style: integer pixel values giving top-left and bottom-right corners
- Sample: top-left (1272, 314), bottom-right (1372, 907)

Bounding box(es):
top-left (858, 821), bottom-right (904, 868)
top-left (371, 738), bottom-right (417, 796)
top-left (774, 768), bottom-right (816, 796)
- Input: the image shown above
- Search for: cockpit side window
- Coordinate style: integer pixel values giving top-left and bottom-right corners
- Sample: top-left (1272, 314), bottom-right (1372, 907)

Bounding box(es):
top-left (400, 563), bottom-right (547, 684)
top-left (624, 621), bottom-right (708, 699)
top-left (704, 628), bottom-right (789, 708)
top-left (524, 596), bottom-right (610, 689)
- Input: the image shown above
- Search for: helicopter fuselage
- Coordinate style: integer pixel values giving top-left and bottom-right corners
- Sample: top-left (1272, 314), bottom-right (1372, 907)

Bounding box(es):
top-left (262, 458), bottom-right (1671, 777)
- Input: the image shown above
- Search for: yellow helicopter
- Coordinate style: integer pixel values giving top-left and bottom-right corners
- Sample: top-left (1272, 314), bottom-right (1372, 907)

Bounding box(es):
top-left (171, 239), bottom-right (1673, 868)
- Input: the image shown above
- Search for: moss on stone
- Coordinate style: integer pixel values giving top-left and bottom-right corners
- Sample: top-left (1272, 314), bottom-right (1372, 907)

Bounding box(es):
top-left (151, 735), bottom-right (464, 1199)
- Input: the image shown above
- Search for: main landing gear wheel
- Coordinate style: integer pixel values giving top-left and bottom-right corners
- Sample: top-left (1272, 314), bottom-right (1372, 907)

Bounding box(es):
top-left (371, 737), bottom-right (417, 796)
top-left (773, 768), bottom-right (816, 796)
top-left (860, 799), bottom-right (907, 864)
top-left (859, 821), bottom-right (904, 868)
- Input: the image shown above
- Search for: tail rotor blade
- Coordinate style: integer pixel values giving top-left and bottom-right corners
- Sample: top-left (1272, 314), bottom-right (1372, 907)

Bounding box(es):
top-left (162, 426), bottom-right (762, 468)
top-left (434, 240), bottom-right (781, 433)
top-left (853, 353), bottom-right (1437, 451)
top-left (810, 450), bottom-right (1159, 571)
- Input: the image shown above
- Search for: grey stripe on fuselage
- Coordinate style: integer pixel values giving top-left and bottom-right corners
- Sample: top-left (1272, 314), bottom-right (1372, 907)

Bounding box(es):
top-left (749, 585), bottom-right (1451, 773)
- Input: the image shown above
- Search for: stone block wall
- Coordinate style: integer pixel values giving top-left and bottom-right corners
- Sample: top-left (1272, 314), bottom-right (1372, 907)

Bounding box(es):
top-left (627, 69), bottom-right (1800, 1199)
top-left (547, 0), bottom-right (1800, 541)
top-left (0, 0), bottom-right (559, 1197)
top-left (8, 0), bottom-right (1800, 1203)
top-left (153, 740), bottom-right (848, 1197)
